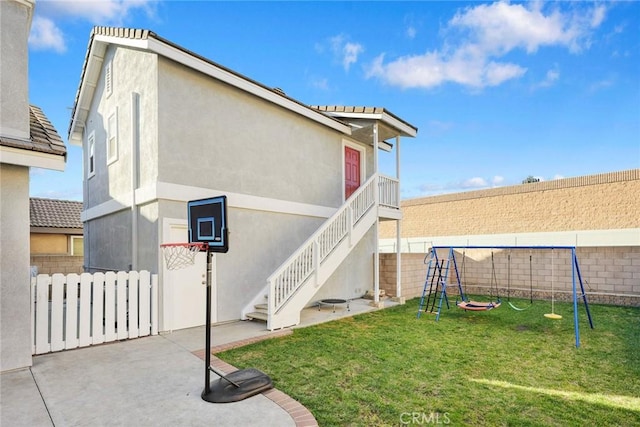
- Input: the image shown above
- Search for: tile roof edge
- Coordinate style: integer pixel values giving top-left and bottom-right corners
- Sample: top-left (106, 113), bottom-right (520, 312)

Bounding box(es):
top-left (1, 106), bottom-right (66, 157)
top-left (310, 105), bottom-right (418, 134)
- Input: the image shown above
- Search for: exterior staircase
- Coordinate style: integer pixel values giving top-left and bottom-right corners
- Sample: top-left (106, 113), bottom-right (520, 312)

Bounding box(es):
top-left (247, 302), bottom-right (268, 322)
top-left (243, 174), bottom-right (399, 330)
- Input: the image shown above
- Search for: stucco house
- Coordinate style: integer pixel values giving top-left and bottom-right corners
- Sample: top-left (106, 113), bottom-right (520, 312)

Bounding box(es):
top-left (68, 27), bottom-right (417, 331)
top-left (30, 198), bottom-right (84, 275)
top-left (0, 0), bottom-right (67, 372)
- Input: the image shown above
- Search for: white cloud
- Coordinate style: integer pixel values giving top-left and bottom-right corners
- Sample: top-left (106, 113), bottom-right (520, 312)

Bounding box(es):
top-left (460, 175), bottom-right (506, 190)
top-left (38, 0), bottom-right (156, 24)
top-left (310, 77), bottom-right (329, 91)
top-left (533, 67), bottom-right (560, 89)
top-left (343, 42), bottom-right (364, 71)
top-left (462, 177), bottom-right (488, 188)
top-left (406, 26), bottom-right (417, 39)
top-left (29, 0), bottom-right (157, 53)
top-left (29, 16), bottom-right (66, 53)
top-left (413, 174), bottom-right (508, 197)
top-left (366, 1), bottom-right (606, 90)
top-left (426, 120), bottom-right (454, 136)
top-left (328, 34), bottom-right (364, 72)
top-left (590, 5), bottom-right (606, 28)
top-left (588, 77), bottom-right (615, 93)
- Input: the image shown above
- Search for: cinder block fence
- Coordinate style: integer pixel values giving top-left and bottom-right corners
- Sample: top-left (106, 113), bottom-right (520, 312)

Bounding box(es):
top-left (380, 247), bottom-right (640, 307)
top-left (379, 169), bottom-right (639, 307)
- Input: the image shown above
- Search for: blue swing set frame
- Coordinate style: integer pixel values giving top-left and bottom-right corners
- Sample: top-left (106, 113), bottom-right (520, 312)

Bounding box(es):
top-left (417, 245), bottom-right (594, 348)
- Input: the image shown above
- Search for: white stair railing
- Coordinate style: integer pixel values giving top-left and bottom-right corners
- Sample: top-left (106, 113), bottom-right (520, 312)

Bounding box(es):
top-left (378, 174), bottom-right (399, 208)
top-left (267, 174), bottom-right (378, 327)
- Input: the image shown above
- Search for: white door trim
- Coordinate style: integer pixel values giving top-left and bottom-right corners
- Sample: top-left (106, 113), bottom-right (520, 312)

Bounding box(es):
top-left (342, 139), bottom-right (366, 201)
top-left (160, 217), bottom-right (216, 332)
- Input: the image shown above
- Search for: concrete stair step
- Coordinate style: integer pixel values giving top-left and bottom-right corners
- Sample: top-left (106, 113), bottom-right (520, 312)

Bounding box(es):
top-left (245, 311), bottom-right (268, 322)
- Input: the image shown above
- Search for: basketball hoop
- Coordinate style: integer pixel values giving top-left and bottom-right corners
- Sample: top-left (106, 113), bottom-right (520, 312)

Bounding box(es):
top-left (160, 242), bottom-right (208, 270)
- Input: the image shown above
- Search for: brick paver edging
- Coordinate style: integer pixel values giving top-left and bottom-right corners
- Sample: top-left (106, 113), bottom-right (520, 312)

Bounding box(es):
top-left (192, 329), bottom-right (319, 427)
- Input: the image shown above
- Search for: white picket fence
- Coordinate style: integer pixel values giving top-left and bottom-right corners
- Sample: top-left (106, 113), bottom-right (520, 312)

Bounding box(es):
top-left (31, 271), bottom-right (158, 355)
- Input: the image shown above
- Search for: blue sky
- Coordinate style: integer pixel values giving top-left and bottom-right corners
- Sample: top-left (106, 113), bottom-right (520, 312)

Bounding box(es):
top-left (28, 1), bottom-right (640, 201)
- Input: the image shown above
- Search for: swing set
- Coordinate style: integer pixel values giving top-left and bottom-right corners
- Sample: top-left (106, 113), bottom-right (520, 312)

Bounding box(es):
top-left (417, 245), bottom-right (594, 347)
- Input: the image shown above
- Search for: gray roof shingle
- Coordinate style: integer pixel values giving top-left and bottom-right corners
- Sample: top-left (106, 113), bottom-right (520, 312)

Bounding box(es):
top-left (30, 198), bottom-right (82, 229)
top-left (0, 105), bottom-right (66, 157)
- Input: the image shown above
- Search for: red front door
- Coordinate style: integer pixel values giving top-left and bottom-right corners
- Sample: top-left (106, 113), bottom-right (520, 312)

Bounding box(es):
top-left (345, 146), bottom-right (361, 199)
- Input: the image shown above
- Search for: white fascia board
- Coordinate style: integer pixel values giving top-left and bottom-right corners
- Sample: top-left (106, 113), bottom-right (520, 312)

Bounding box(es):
top-left (14, 0), bottom-right (35, 9)
top-left (378, 140), bottom-right (393, 152)
top-left (92, 34), bottom-right (149, 49)
top-left (323, 111), bottom-right (417, 138)
top-left (381, 112), bottom-right (417, 137)
top-left (69, 40), bottom-right (109, 145)
top-left (145, 38), bottom-right (351, 136)
top-left (0, 146), bottom-right (65, 171)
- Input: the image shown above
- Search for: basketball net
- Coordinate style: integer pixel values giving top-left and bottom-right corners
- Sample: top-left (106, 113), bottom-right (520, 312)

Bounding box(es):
top-left (160, 243), bottom-right (208, 270)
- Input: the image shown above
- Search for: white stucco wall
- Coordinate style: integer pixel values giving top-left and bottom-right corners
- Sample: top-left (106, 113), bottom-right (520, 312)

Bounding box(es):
top-left (0, 164), bottom-right (32, 371)
top-left (83, 46), bottom-right (159, 271)
top-left (0, 0), bottom-right (31, 140)
top-left (314, 226), bottom-right (377, 302)
top-left (156, 57), bottom-right (349, 207)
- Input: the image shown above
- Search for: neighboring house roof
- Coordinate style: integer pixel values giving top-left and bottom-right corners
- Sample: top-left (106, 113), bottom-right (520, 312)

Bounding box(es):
top-left (0, 105), bottom-right (66, 157)
top-left (30, 198), bottom-right (83, 230)
top-left (68, 26), bottom-right (353, 143)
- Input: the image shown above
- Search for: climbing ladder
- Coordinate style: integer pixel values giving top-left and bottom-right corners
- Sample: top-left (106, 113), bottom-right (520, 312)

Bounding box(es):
top-left (417, 247), bottom-right (464, 321)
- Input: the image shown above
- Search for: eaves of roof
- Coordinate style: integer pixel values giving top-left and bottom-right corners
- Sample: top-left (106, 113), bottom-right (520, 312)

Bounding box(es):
top-left (0, 105), bottom-right (66, 157)
top-left (68, 27), bottom-right (352, 144)
top-left (310, 105), bottom-right (418, 139)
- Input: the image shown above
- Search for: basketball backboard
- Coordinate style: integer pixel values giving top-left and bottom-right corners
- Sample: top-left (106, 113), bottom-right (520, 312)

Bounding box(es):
top-left (187, 196), bottom-right (229, 253)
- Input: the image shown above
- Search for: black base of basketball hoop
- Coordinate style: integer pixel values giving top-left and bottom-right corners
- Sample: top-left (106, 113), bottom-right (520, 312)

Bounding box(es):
top-left (202, 368), bottom-right (273, 403)
top-left (160, 196), bottom-right (274, 404)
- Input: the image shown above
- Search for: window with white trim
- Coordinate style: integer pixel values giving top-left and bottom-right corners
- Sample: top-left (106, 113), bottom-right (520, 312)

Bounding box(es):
top-left (71, 236), bottom-right (84, 256)
top-left (107, 110), bottom-right (118, 164)
top-left (88, 131), bottom-right (95, 178)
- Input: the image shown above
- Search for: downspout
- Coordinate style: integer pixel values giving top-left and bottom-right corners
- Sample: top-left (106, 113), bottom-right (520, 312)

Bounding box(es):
top-left (83, 139), bottom-right (90, 272)
top-left (395, 135), bottom-right (402, 299)
top-left (373, 123), bottom-right (380, 306)
top-left (130, 92), bottom-right (140, 270)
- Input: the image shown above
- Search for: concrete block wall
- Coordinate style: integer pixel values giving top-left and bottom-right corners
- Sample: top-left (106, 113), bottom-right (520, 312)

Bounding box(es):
top-left (30, 255), bottom-right (84, 275)
top-left (381, 169), bottom-right (639, 238)
top-left (380, 246), bottom-right (640, 306)
top-left (379, 170), bottom-right (639, 307)
top-left (380, 253), bottom-right (427, 299)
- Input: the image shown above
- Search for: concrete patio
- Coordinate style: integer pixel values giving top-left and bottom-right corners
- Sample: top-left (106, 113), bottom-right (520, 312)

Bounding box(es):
top-left (1, 298), bottom-right (397, 426)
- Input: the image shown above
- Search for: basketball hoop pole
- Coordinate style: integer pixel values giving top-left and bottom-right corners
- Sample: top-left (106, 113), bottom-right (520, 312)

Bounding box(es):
top-left (164, 195), bottom-right (272, 403)
top-left (204, 248), bottom-right (213, 396)
top-left (202, 248), bottom-right (242, 399)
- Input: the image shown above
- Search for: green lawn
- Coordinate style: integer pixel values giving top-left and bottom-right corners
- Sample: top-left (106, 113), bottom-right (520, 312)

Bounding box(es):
top-left (218, 298), bottom-right (640, 426)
